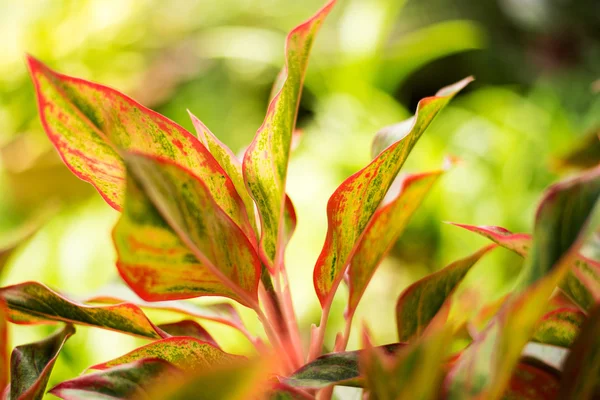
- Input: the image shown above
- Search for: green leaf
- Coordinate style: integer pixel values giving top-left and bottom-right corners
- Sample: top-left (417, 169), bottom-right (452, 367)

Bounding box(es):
top-left (114, 152), bottom-right (261, 307)
top-left (450, 223), bottom-right (600, 311)
top-left (27, 56), bottom-right (255, 242)
top-left (361, 328), bottom-right (452, 400)
top-left (396, 245), bottom-right (495, 342)
top-left (0, 282), bottom-right (163, 339)
top-left (558, 304), bottom-right (600, 399)
top-left (9, 324), bottom-right (75, 400)
top-left (313, 78), bottom-right (472, 307)
top-left (157, 320), bottom-right (219, 348)
top-left (532, 307), bottom-right (585, 348)
top-left (553, 128), bottom-right (600, 172)
top-left (285, 344), bottom-right (404, 389)
top-left (243, 0), bottom-right (335, 271)
top-left (91, 337), bottom-right (242, 374)
top-left (49, 359), bottom-right (182, 400)
top-left (348, 169), bottom-right (446, 315)
top-left (446, 168), bottom-right (600, 400)
top-left (86, 283), bottom-right (249, 337)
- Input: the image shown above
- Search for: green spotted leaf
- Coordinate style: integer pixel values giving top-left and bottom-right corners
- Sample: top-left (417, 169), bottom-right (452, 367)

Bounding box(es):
top-left (558, 304), bottom-right (600, 399)
top-left (157, 320), bottom-right (219, 348)
top-left (114, 152), bottom-right (261, 307)
top-left (446, 167), bottom-right (600, 400)
top-left (9, 324), bottom-right (75, 400)
top-left (91, 337), bottom-right (242, 374)
top-left (243, 0), bottom-right (335, 271)
top-left (27, 57), bottom-right (255, 244)
top-left (313, 78), bottom-right (472, 307)
top-left (348, 169), bottom-right (445, 315)
top-left (450, 223), bottom-right (600, 311)
top-left (532, 307), bottom-right (585, 348)
top-left (396, 245), bottom-right (495, 342)
top-left (0, 282), bottom-right (163, 339)
top-left (49, 359), bottom-right (182, 400)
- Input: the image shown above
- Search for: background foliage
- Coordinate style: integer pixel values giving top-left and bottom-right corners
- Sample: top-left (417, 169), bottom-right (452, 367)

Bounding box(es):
top-left (1, 0), bottom-right (599, 397)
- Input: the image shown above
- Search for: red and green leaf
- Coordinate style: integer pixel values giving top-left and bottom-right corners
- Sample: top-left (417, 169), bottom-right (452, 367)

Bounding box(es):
top-left (27, 56), bottom-right (255, 241)
top-left (502, 358), bottom-right (560, 400)
top-left (445, 167), bottom-right (600, 399)
top-left (285, 344), bottom-right (404, 389)
top-left (49, 358), bottom-right (182, 400)
top-left (158, 320), bottom-right (218, 348)
top-left (9, 324), bottom-right (75, 400)
top-left (450, 223), bottom-right (600, 311)
top-left (348, 169), bottom-right (446, 315)
top-left (0, 299), bottom-right (8, 394)
top-left (243, 0), bottom-right (336, 271)
top-left (113, 153), bottom-right (261, 307)
top-left (396, 245), bottom-right (495, 342)
top-left (532, 307), bottom-right (585, 348)
top-left (313, 78), bottom-right (472, 307)
top-left (558, 304), bottom-right (600, 399)
top-left (0, 282), bottom-right (163, 339)
top-left (91, 337), bottom-right (242, 374)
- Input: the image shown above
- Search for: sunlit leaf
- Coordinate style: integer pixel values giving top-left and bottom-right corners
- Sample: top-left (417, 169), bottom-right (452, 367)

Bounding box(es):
top-left (49, 359), bottom-right (181, 400)
top-left (114, 153), bottom-right (261, 307)
top-left (450, 223), bottom-right (600, 311)
top-left (347, 169), bottom-right (445, 315)
top-left (313, 78), bottom-right (472, 307)
top-left (532, 307), bottom-right (585, 348)
top-left (158, 320), bottom-right (219, 348)
top-left (558, 304), bottom-right (600, 399)
top-left (27, 56), bottom-right (254, 241)
top-left (243, 0), bottom-right (336, 271)
top-left (446, 167), bottom-right (600, 400)
top-left (0, 282), bottom-right (163, 339)
top-left (9, 324), bottom-right (75, 400)
top-left (396, 245), bottom-right (495, 342)
top-left (91, 337), bottom-right (242, 373)
top-left (285, 344), bottom-right (404, 389)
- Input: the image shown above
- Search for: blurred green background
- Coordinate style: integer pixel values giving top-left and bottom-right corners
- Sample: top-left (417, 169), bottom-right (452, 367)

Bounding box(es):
top-left (1, 0), bottom-right (599, 396)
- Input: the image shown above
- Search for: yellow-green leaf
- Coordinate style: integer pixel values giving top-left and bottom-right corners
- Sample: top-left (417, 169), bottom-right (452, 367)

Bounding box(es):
top-left (158, 320), bottom-right (219, 348)
top-left (348, 169), bottom-right (445, 315)
top-left (91, 337), bottom-right (242, 374)
top-left (114, 153), bottom-right (261, 307)
top-left (313, 78), bottom-right (472, 307)
top-left (243, 0), bottom-right (336, 271)
top-left (532, 307), bottom-right (585, 348)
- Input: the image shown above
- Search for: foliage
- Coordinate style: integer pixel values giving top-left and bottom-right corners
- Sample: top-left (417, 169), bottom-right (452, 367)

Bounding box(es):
top-left (1, 1), bottom-right (599, 399)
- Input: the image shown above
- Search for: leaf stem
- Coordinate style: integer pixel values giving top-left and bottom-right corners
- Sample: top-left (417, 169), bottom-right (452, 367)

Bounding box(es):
top-left (307, 296), bottom-right (333, 362)
top-left (255, 305), bottom-right (296, 375)
top-left (275, 267), bottom-right (304, 367)
top-left (334, 308), bottom-right (354, 352)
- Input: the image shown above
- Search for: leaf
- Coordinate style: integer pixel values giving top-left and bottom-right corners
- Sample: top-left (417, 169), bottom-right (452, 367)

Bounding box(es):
top-left (91, 337), bottom-right (242, 374)
top-left (49, 358), bottom-right (182, 400)
top-left (532, 307), bottom-right (585, 348)
top-left (113, 152), bottom-right (260, 307)
top-left (396, 245), bottom-right (495, 342)
top-left (285, 344), bottom-right (404, 389)
top-left (558, 304), bottom-right (600, 399)
top-left (313, 78), bottom-right (472, 307)
top-left (27, 56), bottom-right (254, 242)
top-left (363, 329), bottom-right (453, 400)
top-left (347, 169), bottom-right (446, 315)
top-left (87, 283), bottom-right (248, 336)
top-left (0, 282), bottom-right (163, 339)
top-left (445, 167), bottom-right (600, 400)
top-left (243, 0), bottom-right (336, 271)
top-left (553, 128), bottom-right (600, 172)
top-left (502, 358), bottom-right (560, 400)
top-left (0, 300), bottom-right (8, 393)
top-left (9, 324), bottom-right (75, 400)
top-left (450, 223), bottom-right (600, 311)
top-left (157, 320), bottom-right (218, 348)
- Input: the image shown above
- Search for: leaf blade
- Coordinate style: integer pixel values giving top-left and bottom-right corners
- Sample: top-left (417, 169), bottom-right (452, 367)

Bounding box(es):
top-left (243, 0), bottom-right (336, 271)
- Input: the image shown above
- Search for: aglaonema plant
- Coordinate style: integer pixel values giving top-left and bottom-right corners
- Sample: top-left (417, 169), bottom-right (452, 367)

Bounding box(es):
top-left (2, 0), bottom-right (600, 399)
